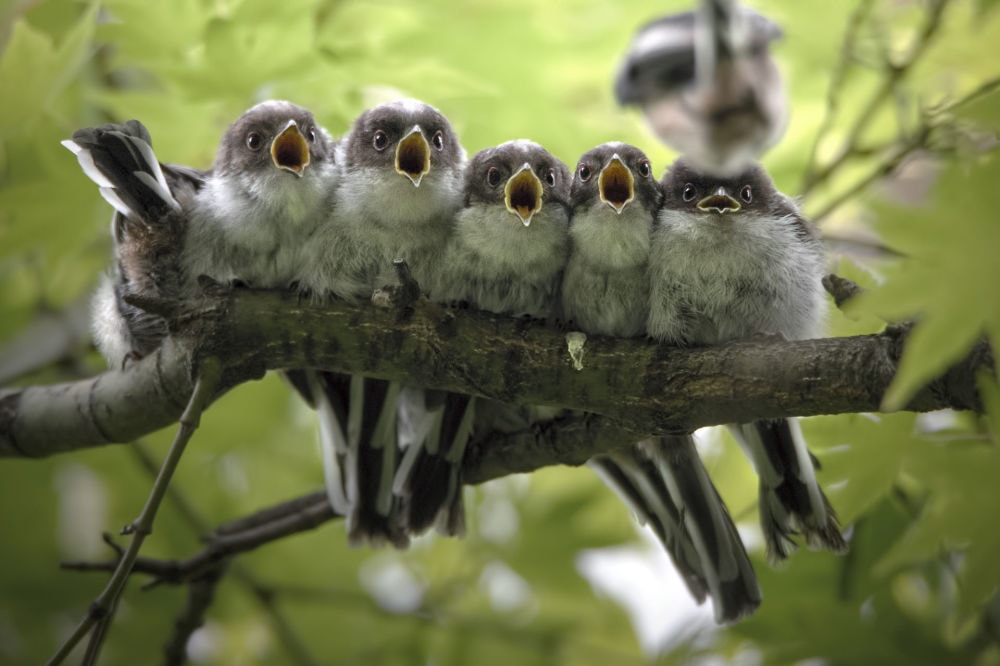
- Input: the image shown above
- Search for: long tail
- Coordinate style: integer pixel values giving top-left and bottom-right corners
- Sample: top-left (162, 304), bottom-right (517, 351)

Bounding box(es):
top-left (394, 388), bottom-right (473, 537)
top-left (66, 121), bottom-right (201, 367)
top-left (63, 120), bottom-right (182, 224)
top-left (730, 418), bottom-right (847, 563)
top-left (289, 370), bottom-right (409, 549)
top-left (590, 435), bottom-right (761, 623)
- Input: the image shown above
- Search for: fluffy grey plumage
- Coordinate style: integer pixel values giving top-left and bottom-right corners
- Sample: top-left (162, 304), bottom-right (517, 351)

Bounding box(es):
top-left (299, 98), bottom-right (466, 300)
top-left (562, 142), bottom-right (660, 336)
top-left (290, 99), bottom-right (467, 548)
top-left (564, 143), bottom-right (759, 623)
top-left (392, 140), bottom-right (572, 539)
top-left (428, 139), bottom-right (571, 317)
top-left (649, 157), bottom-right (846, 562)
top-left (183, 100), bottom-right (341, 290)
top-left (67, 102), bottom-right (340, 368)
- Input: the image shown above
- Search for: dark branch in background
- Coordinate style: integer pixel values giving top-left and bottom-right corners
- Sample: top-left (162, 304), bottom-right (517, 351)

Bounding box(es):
top-left (162, 564), bottom-right (227, 666)
top-left (1, 278), bottom-right (990, 470)
top-left (128, 443), bottom-right (320, 665)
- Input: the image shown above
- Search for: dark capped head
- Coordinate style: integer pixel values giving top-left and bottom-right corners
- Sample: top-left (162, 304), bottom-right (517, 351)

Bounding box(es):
top-left (340, 98), bottom-right (464, 186)
top-left (213, 100), bottom-right (334, 178)
top-left (463, 140), bottom-right (571, 226)
top-left (660, 156), bottom-right (783, 216)
top-left (571, 142), bottom-right (662, 216)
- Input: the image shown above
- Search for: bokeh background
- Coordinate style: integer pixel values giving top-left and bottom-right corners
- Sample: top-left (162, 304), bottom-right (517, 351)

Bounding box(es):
top-left (1, 0), bottom-right (1000, 663)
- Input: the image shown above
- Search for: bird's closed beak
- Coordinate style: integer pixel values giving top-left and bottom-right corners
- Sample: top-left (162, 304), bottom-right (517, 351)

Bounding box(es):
top-left (395, 126), bottom-right (431, 187)
top-left (598, 154), bottom-right (635, 214)
top-left (697, 186), bottom-right (741, 213)
top-left (271, 121), bottom-right (311, 176)
top-left (504, 163), bottom-right (544, 226)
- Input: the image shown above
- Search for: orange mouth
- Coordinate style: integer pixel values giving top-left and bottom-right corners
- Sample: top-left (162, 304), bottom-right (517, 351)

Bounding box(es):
top-left (271, 121), bottom-right (310, 176)
top-left (395, 127), bottom-right (431, 186)
top-left (504, 164), bottom-right (544, 226)
top-left (598, 155), bottom-right (635, 214)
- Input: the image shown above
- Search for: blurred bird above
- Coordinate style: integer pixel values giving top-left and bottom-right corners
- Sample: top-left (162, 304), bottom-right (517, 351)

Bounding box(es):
top-left (614, 0), bottom-right (788, 176)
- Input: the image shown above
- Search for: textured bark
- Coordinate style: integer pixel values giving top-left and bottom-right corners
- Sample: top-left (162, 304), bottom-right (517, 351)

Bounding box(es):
top-left (0, 287), bottom-right (991, 485)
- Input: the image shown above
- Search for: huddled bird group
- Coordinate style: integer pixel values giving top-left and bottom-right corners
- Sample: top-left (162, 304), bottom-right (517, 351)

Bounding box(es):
top-left (65, 93), bottom-right (846, 625)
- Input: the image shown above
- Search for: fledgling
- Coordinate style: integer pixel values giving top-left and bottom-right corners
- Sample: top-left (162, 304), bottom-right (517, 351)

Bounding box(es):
top-left (564, 143), bottom-right (760, 623)
top-left (300, 98), bottom-right (466, 298)
top-left (290, 99), bottom-right (467, 549)
top-left (614, 1), bottom-right (786, 176)
top-left (65, 102), bottom-right (340, 368)
top-left (393, 140), bottom-right (572, 538)
top-left (65, 120), bottom-right (204, 367)
top-left (649, 157), bottom-right (847, 563)
top-left (429, 139), bottom-right (571, 315)
top-left (183, 100), bottom-right (341, 290)
top-left (562, 142), bottom-right (659, 336)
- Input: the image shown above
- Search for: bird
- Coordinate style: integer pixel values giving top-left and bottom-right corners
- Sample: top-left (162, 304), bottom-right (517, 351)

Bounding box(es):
top-left (64, 100), bottom-right (339, 368)
top-left (393, 139), bottom-right (572, 538)
top-left (65, 119), bottom-right (204, 368)
top-left (289, 99), bottom-right (467, 548)
top-left (614, 0), bottom-right (787, 176)
top-left (428, 139), bottom-right (571, 315)
top-left (562, 142), bottom-right (760, 623)
top-left (649, 157), bottom-right (847, 563)
top-left (300, 98), bottom-right (467, 298)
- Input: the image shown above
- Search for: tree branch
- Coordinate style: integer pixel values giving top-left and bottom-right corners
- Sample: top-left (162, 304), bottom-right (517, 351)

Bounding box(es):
top-left (1, 283), bottom-right (990, 481)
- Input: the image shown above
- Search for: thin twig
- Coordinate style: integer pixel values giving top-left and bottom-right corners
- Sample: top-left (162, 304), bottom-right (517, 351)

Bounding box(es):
top-left (47, 359), bottom-right (222, 666)
top-left (810, 127), bottom-right (930, 222)
top-left (799, 0), bottom-right (876, 192)
top-left (64, 497), bottom-right (337, 586)
top-left (801, 0), bottom-right (949, 198)
top-left (130, 445), bottom-right (321, 665)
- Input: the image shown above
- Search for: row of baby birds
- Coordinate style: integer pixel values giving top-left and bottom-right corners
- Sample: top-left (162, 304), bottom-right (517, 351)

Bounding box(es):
top-left (65, 98), bottom-right (845, 625)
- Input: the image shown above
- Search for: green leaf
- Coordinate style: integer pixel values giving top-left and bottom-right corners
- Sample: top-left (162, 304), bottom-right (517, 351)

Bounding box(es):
top-left (0, 3), bottom-right (96, 132)
top-left (851, 153), bottom-right (1000, 410)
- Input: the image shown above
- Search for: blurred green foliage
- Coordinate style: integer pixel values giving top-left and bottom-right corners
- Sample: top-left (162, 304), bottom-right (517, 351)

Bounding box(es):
top-left (1, 0), bottom-right (999, 664)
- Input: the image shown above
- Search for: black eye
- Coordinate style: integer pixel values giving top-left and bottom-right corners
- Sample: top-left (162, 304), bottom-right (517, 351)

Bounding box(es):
top-left (246, 132), bottom-right (263, 150)
top-left (432, 130), bottom-right (444, 151)
top-left (577, 164), bottom-right (591, 182)
top-left (740, 185), bottom-right (753, 204)
top-left (307, 127), bottom-right (317, 143)
top-left (682, 183), bottom-right (697, 202)
top-left (372, 130), bottom-right (389, 151)
top-left (545, 168), bottom-right (557, 187)
top-left (638, 160), bottom-right (651, 178)
top-left (486, 166), bottom-right (502, 187)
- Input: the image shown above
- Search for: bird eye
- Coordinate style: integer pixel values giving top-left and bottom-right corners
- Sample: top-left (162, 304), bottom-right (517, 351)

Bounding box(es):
top-left (682, 183), bottom-right (697, 202)
top-left (246, 132), bottom-right (263, 150)
top-left (638, 160), bottom-right (651, 178)
top-left (577, 164), bottom-right (592, 182)
top-left (545, 168), bottom-right (557, 187)
top-left (486, 166), bottom-right (503, 187)
top-left (372, 130), bottom-right (390, 151)
top-left (740, 185), bottom-right (753, 204)
top-left (432, 130), bottom-right (445, 151)
top-left (307, 127), bottom-right (317, 143)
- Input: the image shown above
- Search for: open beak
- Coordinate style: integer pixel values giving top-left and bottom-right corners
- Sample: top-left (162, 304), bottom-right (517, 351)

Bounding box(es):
top-left (697, 186), bottom-right (741, 213)
top-left (271, 120), bottom-right (311, 176)
top-left (504, 163), bottom-right (544, 226)
top-left (598, 154), bottom-right (635, 214)
top-left (395, 126), bottom-right (431, 186)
